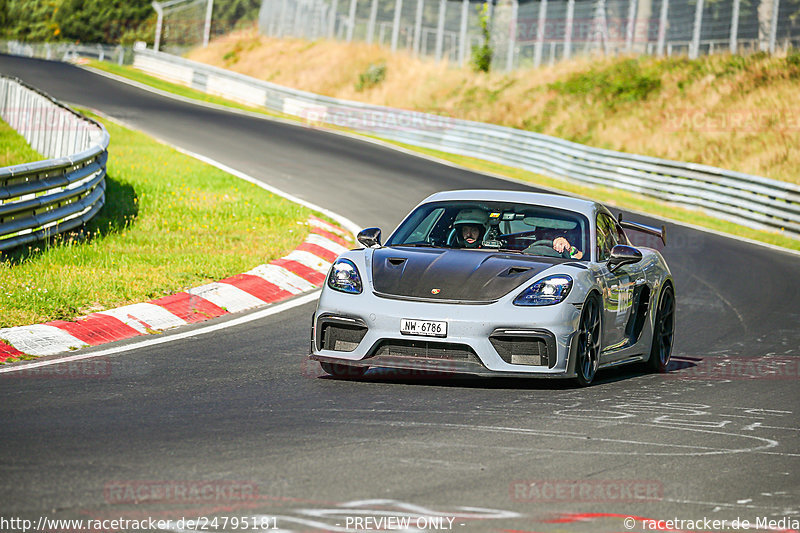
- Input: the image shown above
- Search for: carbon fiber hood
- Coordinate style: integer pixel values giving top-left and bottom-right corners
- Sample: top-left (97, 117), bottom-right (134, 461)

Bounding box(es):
top-left (371, 247), bottom-right (562, 302)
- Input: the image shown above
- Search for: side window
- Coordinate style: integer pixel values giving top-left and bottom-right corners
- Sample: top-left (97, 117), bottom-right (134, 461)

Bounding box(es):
top-left (596, 214), bottom-right (619, 261)
top-left (613, 221), bottom-right (628, 245)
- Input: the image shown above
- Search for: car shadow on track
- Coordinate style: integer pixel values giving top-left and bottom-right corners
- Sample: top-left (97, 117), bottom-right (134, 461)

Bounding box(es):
top-left (317, 364), bottom-right (657, 390)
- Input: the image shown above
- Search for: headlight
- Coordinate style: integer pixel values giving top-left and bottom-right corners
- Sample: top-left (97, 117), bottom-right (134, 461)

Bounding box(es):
top-left (514, 275), bottom-right (573, 306)
top-left (327, 259), bottom-right (363, 294)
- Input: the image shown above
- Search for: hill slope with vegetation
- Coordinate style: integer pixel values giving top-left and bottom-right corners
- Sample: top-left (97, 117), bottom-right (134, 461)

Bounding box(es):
top-left (188, 30), bottom-right (800, 184)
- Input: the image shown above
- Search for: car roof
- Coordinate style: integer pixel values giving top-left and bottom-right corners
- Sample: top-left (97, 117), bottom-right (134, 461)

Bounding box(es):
top-left (417, 190), bottom-right (599, 218)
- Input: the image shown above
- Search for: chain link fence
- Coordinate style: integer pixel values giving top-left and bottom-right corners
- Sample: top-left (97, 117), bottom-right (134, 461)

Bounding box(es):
top-left (258, 0), bottom-right (800, 69)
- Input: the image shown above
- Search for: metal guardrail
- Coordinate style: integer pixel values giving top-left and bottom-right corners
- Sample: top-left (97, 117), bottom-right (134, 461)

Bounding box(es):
top-left (0, 41), bottom-right (134, 65)
top-left (133, 49), bottom-right (800, 238)
top-left (0, 76), bottom-right (109, 252)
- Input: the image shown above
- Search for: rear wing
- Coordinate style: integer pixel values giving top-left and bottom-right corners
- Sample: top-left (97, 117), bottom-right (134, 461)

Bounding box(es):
top-left (617, 213), bottom-right (666, 246)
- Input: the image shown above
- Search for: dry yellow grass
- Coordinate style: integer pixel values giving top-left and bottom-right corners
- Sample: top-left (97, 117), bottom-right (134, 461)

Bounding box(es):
top-left (187, 30), bottom-right (800, 184)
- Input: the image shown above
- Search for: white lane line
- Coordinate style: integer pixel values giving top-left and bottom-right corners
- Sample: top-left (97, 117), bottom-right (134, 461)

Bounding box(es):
top-left (0, 291), bottom-right (320, 374)
top-left (0, 325), bottom-right (87, 357)
top-left (323, 418), bottom-right (780, 456)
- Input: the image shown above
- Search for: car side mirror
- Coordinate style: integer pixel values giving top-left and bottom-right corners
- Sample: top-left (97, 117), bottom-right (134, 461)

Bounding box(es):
top-left (608, 244), bottom-right (642, 272)
top-left (357, 227), bottom-right (382, 248)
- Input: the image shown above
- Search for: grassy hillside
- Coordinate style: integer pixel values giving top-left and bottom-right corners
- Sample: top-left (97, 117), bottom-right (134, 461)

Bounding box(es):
top-left (188, 30), bottom-right (800, 184)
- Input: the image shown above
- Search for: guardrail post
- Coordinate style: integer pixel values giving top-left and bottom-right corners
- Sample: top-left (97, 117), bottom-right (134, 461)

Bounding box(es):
top-left (328, 0), bottom-right (338, 38)
top-left (459, 0), bottom-right (470, 66)
top-left (625, 0), bottom-right (636, 52)
top-left (656, 0), bottom-right (669, 55)
top-left (203, 0), bottom-right (215, 46)
top-left (391, 0), bottom-right (404, 51)
top-left (769, 0), bottom-right (780, 53)
top-left (689, 0), bottom-right (703, 59)
top-left (533, 0), bottom-right (546, 68)
top-left (729, 0), bottom-right (740, 53)
top-left (293, 0), bottom-right (304, 36)
top-left (506, 0), bottom-right (518, 71)
top-left (413, 0), bottom-right (424, 55)
top-left (367, 0), bottom-right (379, 43)
top-left (564, 0), bottom-right (574, 60)
top-left (435, 0), bottom-right (447, 61)
top-left (592, 0), bottom-right (609, 54)
top-left (346, 0), bottom-right (357, 41)
top-left (152, 1), bottom-right (164, 52)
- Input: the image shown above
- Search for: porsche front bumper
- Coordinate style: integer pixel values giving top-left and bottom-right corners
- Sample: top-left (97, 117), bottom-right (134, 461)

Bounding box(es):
top-left (309, 287), bottom-right (583, 378)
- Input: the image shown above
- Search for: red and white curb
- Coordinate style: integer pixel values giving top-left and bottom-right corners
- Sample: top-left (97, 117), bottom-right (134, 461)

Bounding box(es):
top-left (0, 215), bottom-right (352, 362)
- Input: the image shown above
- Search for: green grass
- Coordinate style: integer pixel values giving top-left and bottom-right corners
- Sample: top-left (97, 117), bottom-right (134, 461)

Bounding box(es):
top-left (0, 118), bottom-right (44, 167)
top-left (0, 110), bottom-right (312, 328)
top-left (85, 60), bottom-right (799, 253)
top-left (549, 58), bottom-right (663, 108)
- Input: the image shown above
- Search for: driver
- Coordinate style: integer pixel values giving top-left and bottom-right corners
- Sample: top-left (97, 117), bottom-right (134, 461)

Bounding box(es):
top-left (452, 208), bottom-right (489, 249)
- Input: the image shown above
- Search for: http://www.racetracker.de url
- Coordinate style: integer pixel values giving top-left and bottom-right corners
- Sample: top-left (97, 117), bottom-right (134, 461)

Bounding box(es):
top-left (0, 515), bottom-right (280, 532)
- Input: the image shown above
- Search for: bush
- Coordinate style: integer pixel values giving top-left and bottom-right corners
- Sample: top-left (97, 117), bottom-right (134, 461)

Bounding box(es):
top-left (549, 59), bottom-right (662, 108)
top-left (355, 62), bottom-right (387, 91)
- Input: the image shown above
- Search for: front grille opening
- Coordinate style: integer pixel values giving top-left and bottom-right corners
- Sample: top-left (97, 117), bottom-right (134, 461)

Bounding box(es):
top-left (320, 322), bottom-right (368, 352)
top-left (369, 339), bottom-right (477, 361)
top-left (490, 335), bottom-right (551, 367)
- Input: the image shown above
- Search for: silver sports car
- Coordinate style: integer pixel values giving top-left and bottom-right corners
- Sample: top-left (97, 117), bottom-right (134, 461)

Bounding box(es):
top-left (310, 190), bottom-right (675, 385)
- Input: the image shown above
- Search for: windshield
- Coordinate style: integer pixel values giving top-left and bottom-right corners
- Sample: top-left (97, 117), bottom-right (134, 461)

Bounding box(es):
top-left (386, 200), bottom-right (591, 260)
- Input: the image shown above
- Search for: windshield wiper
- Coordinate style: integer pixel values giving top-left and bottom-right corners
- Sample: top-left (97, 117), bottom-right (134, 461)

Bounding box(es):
top-left (397, 242), bottom-right (434, 247)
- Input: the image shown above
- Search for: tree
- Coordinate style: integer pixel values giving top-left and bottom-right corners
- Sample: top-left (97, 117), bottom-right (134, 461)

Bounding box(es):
top-left (54, 0), bottom-right (152, 43)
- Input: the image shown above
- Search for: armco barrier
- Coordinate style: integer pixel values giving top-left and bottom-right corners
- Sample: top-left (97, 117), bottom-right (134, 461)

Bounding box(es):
top-left (132, 48), bottom-right (800, 238)
top-left (0, 40), bottom-right (133, 65)
top-left (0, 76), bottom-right (109, 251)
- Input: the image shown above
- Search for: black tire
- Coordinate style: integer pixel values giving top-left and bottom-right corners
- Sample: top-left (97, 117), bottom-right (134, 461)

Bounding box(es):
top-left (320, 362), bottom-right (369, 378)
top-left (574, 295), bottom-right (602, 387)
top-left (646, 284), bottom-right (675, 373)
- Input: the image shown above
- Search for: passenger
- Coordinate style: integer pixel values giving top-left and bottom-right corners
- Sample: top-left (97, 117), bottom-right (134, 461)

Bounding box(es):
top-left (553, 235), bottom-right (583, 259)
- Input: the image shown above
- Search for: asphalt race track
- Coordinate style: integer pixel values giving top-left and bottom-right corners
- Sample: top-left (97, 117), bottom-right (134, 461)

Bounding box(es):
top-left (1, 54), bottom-right (798, 532)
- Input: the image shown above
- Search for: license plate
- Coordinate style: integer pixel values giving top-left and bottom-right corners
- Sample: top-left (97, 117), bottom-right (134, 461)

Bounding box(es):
top-left (400, 318), bottom-right (447, 338)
